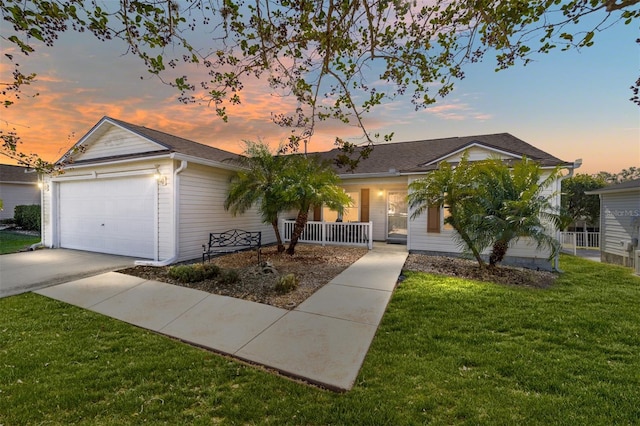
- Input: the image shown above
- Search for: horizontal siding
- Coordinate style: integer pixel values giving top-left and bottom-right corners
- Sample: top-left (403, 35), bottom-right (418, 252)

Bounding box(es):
top-left (78, 126), bottom-right (163, 161)
top-left (601, 192), bottom-right (640, 258)
top-left (0, 183), bottom-right (40, 220)
top-left (42, 170), bottom-right (71, 247)
top-left (157, 161), bottom-right (174, 260)
top-left (43, 180), bottom-right (54, 247)
top-left (407, 173), bottom-right (557, 262)
top-left (370, 192), bottom-right (388, 241)
top-left (408, 175), bottom-right (453, 253)
top-left (439, 146), bottom-right (515, 163)
top-left (280, 208), bottom-right (300, 221)
top-left (409, 221), bottom-right (552, 262)
top-left (504, 238), bottom-right (553, 259)
top-left (177, 164), bottom-right (275, 262)
top-left (409, 224), bottom-right (462, 253)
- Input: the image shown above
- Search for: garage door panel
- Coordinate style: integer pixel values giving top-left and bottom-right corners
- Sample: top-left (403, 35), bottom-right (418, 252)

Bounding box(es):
top-left (59, 177), bottom-right (155, 258)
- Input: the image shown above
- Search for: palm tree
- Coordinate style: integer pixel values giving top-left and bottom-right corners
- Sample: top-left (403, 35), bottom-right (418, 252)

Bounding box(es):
top-left (408, 152), bottom-right (489, 268)
top-left (224, 141), bottom-right (292, 253)
top-left (475, 157), bottom-right (562, 267)
top-left (281, 154), bottom-right (352, 255)
top-left (409, 152), bottom-right (563, 269)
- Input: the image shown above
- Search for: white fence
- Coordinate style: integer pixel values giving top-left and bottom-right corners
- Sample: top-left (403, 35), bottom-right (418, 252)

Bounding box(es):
top-left (281, 220), bottom-right (373, 249)
top-left (560, 231), bottom-right (600, 255)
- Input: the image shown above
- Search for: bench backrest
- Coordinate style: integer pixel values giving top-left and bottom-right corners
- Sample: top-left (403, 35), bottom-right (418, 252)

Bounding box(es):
top-left (208, 229), bottom-right (261, 249)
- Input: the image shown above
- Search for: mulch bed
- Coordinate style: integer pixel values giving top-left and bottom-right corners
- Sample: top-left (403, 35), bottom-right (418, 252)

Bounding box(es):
top-left (404, 254), bottom-right (558, 288)
top-left (119, 245), bottom-right (368, 309)
top-left (119, 245), bottom-right (557, 311)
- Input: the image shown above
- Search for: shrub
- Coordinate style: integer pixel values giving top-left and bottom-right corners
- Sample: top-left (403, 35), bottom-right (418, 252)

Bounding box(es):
top-left (199, 263), bottom-right (221, 279)
top-left (275, 273), bottom-right (299, 294)
top-left (219, 269), bottom-right (240, 285)
top-left (14, 205), bottom-right (40, 231)
top-left (168, 265), bottom-right (203, 283)
top-left (168, 263), bottom-right (221, 283)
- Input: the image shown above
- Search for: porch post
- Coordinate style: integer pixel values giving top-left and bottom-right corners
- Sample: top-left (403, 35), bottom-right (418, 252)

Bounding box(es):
top-left (321, 221), bottom-right (326, 247)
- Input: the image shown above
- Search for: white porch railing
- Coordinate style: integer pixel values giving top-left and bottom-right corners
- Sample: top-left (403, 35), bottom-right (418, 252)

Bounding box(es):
top-left (281, 220), bottom-right (373, 249)
top-left (559, 231), bottom-right (600, 255)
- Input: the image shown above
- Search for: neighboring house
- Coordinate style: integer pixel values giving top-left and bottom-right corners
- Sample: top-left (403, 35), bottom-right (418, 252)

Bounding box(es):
top-left (586, 179), bottom-right (640, 268)
top-left (42, 116), bottom-right (276, 264)
top-left (0, 164), bottom-right (41, 221)
top-left (316, 134), bottom-right (576, 270)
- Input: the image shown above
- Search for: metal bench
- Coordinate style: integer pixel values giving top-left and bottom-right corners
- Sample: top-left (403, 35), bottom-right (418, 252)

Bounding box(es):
top-left (202, 229), bottom-right (262, 264)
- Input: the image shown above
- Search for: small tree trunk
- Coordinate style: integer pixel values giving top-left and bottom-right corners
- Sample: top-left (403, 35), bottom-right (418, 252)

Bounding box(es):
top-left (489, 240), bottom-right (509, 266)
top-left (458, 230), bottom-right (487, 269)
top-left (469, 245), bottom-right (487, 269)
top-left (286, 211), bottom-right (308, 255)
top-left (271, 219), bottom-right (285, 253)
top-left (450, 220), bottom-right (486, 269)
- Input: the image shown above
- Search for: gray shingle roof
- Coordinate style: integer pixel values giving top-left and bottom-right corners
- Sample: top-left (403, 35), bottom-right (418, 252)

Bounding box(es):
top-left (66, 118), bottom-right (569, 175)
top-left (106, 117), bottom-right (240, 163)
top-left (587, 178), bottom-right (640, 194)
top-left (65, 116), bottom-right (240, 165)
top-left (0, 164), bottom-right (39, 183)
top-left (314, 133), bottom-right (570, 174)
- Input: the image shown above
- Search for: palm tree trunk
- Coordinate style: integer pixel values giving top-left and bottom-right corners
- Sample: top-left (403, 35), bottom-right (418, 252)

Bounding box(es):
top-left (286, 211), bottom-right (308, 255)
top-left (490, 240), bottom-right (509, 266)
top-left (271, 219), bottom-right (285, 253)
top-left (468, 244), bottom-right (487, 269)
top-left (456, 228), bottom-right (487, 268)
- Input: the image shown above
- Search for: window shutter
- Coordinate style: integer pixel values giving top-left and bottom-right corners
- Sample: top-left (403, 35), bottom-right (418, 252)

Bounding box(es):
top-left (427, 205), bottom-right (440, 233)
top-left (360, 189), bottom-right (370, 222)
top-left (313, 205), bottom-right (322, 221)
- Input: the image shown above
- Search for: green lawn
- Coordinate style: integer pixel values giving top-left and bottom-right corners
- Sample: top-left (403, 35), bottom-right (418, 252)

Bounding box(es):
top-left (1, 255), bottom-right (639, 424)
top-left (0, 230), bottom-right (40, 254)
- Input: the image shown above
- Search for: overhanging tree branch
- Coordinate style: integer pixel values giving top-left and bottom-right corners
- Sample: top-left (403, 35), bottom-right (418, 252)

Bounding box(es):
top-left (1, 0), bottom-right (638, 171)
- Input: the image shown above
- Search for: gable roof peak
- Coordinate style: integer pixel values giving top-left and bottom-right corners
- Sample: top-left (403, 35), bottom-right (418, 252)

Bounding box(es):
top-left (60, 116), bottom-right (240, 166)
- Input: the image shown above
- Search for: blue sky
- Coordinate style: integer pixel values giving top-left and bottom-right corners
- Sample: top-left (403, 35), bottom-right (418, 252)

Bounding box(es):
top-left (1, 6), bottom-right (638, 174)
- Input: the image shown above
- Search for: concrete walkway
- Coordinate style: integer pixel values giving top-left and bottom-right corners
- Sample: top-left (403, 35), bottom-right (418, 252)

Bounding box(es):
top-left (35, 244), bottom-right (408, 391)
top-left (562, 248), bottom-right (601, 262)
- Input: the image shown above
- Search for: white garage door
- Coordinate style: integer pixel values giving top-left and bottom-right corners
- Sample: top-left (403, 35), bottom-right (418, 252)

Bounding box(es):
top-left (59, 177), bottom-right (156, 258)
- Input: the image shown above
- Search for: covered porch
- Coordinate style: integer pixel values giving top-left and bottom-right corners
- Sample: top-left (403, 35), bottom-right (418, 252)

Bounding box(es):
top-left (281, 220), bottom-right (374, 249)
top-left (294, 177), bottom-right (410, 246)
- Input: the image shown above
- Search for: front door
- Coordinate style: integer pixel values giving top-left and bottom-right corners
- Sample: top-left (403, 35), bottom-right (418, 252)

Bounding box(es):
top-left (387, 191), bottom-right (407, 244)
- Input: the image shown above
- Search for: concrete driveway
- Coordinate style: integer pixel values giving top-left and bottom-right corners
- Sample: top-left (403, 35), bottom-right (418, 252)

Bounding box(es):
top-left (0, 248), bottom-right (138, 298)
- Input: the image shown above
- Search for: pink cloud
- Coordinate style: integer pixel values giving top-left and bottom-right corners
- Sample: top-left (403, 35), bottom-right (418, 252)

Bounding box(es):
top-left (422, 100), bottom-right (492, 122)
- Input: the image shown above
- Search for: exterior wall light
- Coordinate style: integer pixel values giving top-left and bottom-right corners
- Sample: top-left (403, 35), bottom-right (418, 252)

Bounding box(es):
top-left (154, 172), bottom-right (168, 186)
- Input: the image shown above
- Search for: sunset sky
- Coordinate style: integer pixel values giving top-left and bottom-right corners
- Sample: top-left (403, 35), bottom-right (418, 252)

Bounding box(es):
top-left (1, 8), bottom-right (638, 175)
